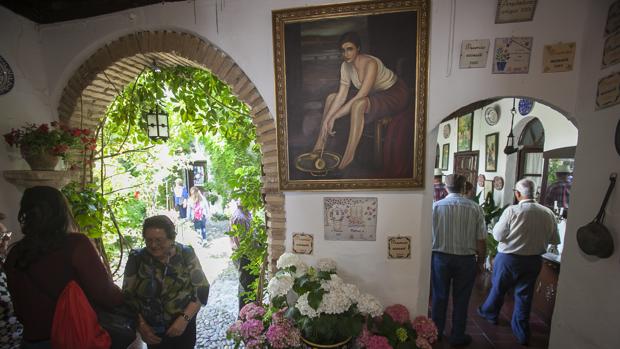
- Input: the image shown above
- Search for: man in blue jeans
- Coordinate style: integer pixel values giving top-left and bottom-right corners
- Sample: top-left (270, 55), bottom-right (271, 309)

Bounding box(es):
top-left (431, 174), bottom-right (486, 346)
top-left (477, 178), bottom-right (559, 346)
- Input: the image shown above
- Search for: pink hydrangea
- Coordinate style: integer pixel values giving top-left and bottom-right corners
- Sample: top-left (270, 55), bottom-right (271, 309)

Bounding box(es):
top-left (245, 337), bottom-right (265, 349)
top-left (384, 304), bottom-right (410, 324)
top-left (357, 326), bottom-right (373, 347)
top-left (239, 303), bottom-right (266, 321)
top-left (364, 335), bottom-right (393, 349)
top-left (240, 319), bottom-right (264, 339)
top-left (412, 316), bottom-right (438, 343)
top-left (226, 320), bottom-right (243, 339)
top-left (265, 319), bottom-right (301, 348)
top-left (415, 336), bottom-right (432, 349)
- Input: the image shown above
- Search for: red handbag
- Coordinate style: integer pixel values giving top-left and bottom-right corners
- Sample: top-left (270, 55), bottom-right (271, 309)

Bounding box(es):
top-left (51, 280), bottom-right (111, 349)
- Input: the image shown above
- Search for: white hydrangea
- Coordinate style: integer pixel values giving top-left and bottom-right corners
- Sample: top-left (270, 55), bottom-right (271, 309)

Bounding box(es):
top-left (276, 252), bottom-right (308, 277)
top-left (318, 284), bottom-right (352, 315)
top-left (341, 283), bottom-right (361, 304)
top-left (356, 292), bottom-right (383, 317)
top-left (267, 273), bottom-right (294, 299)
top-left (295, 292), bottom-right (319, 318)
top-left (316, 258), bottom-right (337, 272)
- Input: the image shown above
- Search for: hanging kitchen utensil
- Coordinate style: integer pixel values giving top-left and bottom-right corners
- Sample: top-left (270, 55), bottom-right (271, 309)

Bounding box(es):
top-left (576, 173), bottom-right (617, 258)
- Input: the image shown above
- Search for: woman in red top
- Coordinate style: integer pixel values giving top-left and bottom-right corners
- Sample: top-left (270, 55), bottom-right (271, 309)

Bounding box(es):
top-left (4, 186), bottom-right (125, 349)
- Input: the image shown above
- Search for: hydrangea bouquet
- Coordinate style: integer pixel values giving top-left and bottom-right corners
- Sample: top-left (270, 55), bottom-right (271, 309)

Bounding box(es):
top-left (357, 304), bottom-right (438, 349)
top-left (227, 303), bottom-right (302, 349)
top-left (267, 253), bottom-right (383, 346)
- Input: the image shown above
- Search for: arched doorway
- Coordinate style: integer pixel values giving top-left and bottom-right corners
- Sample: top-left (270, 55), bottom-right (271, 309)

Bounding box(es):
top-left (56, 30), bottom-right (285, 270)
top-left (432, 97), bottom-right (578, 348)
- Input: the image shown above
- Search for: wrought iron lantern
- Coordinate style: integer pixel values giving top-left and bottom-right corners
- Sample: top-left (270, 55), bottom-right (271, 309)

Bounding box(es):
top-left (503, 98), bottom-right (518, 155)
top-left (146, 104), bottom-right (169, 141)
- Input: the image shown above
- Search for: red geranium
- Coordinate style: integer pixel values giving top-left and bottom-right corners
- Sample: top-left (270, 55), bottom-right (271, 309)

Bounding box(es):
top-left (3, 122), bottom-right (97, 158)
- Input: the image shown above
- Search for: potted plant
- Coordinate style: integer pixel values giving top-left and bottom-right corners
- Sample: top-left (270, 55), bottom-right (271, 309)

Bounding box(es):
top-left (267, 254), bottom-right (383, 348)
top-left (357, 304), bottom-right (439, 349)
top-left (227, 303), bottom-right (302, 349)
top-left (480, 192), bottom-right (508, 270)
top-left (3, 122), bottom-right (96, 170)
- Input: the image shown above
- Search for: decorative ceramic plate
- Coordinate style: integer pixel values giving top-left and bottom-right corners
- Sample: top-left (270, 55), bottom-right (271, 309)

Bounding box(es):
top-left (443, 124), bottom-right (451, 138)
top-left (0, 55), bottom-right (15, 95)
top-left (518, 98), bottom-right (535, 115)
top-left (484, 107), bottom-right (499, 126)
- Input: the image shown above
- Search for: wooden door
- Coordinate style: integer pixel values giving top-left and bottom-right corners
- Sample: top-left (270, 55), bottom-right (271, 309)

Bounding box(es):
top-left (453, 151), bottom-right (479, 185)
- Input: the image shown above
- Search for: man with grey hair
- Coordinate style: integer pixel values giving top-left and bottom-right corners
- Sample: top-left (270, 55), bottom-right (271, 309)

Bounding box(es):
top-left (478, 178), bottom-right (560, 346)
top-left (431, 174), bottom-right (486, 346)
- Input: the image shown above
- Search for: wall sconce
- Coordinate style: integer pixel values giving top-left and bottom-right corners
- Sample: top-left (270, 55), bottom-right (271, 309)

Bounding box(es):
top-left (503, 98), bottom-right (518, 155)
top-left (146, 104), bottom-right (169, 141)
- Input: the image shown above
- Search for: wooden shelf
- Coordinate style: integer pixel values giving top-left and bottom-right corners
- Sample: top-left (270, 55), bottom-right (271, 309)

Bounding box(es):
top-left (2, 170), bottom-right (80, 190)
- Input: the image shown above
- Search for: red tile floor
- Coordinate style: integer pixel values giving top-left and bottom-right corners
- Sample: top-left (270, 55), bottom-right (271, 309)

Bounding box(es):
top-left (430, 272), bottom-right (551, 349)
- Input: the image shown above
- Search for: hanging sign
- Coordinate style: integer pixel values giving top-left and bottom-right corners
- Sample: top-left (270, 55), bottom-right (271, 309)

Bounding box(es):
top-left (388, 236), bottom-right (411, 259)
top-left (543, 42), bottom-right (576, 73)
top-left (493, 37), bottom-right (533, 74)
top-left (292, 233), bottom-right (314, 254)
top-left (495, 0), bottom-right (538, 24)
top-left (603, 33), bottom-right (620, 69)
top-left (606, 1), bottom-right (620, 36)
top-left (459, 39), bottom-right (490, 69)
top-left (596, 72), bottom-right (620, 110)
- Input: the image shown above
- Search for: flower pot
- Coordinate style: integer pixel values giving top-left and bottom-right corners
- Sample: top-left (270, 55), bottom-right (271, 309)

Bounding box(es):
top-left (20, 148), bottom-right (60, 171)
top-left (496, 61), bottom-right (507, 71)
top-left (301, 336), bottom-right (351, 349)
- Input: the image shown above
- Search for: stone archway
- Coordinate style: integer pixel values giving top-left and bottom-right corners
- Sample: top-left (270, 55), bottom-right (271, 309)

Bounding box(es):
top-left (57, 30), bottom-right (284, 268)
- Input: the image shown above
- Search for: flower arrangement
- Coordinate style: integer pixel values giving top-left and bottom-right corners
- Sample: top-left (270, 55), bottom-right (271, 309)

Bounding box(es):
top-left (3, 122), bottom-right (96, 158)
top-left (267, 253), bottom-right (383, 346)
top-left (357, 304), bottom-right (438, 349)
top-left (227, 303), bottom-right (301, 349)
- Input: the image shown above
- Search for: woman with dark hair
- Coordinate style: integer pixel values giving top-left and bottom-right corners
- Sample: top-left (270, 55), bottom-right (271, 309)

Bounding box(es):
top-left (312, 31), bottom-right (411, 170)
top-left (122, 215), bottom-right (209, 349)
top-left (4, 186), bottom-right (125, 348)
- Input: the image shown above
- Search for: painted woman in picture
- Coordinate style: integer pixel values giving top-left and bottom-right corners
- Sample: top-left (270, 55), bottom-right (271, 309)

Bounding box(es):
top-left (312, 31), bottom-right (412, 173)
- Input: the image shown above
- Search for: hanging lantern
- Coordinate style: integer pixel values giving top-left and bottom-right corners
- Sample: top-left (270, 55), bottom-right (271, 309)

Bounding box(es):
top-left (146, 104), bottom-right (169, 141)
top-left (503, 98), bottom-right (518, 155)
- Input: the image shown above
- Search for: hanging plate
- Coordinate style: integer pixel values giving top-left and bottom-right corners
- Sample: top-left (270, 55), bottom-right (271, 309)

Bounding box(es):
top-left (518, 98), bottom-right (535, 115)
top-left (0, 55), bottom-right (15, 95)
top-left (484, 107), bottom-right (500, 126)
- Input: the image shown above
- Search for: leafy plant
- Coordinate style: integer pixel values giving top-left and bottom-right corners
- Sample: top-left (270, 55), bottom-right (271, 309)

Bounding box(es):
top-left (211, 212), bottom-right (230, 221)
top-left (480, 191), bottom-right (508, 257)
top-left (62, 182), bottom-right (107, 238)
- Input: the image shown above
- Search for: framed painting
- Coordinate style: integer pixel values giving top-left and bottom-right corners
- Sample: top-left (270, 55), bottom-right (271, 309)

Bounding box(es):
top-left (272, 0), bottom-right (430, 190)
top-left (441, 144), bottom-right (450, 170)
top-left (457, 113), bottom-right (473, 152)
top-left (485, 132), bottom-right (499, 172)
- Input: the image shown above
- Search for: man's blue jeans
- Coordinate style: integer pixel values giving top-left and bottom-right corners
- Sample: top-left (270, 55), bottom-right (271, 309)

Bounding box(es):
top-left (478, 253), bottom-right (542, 344)
top-left (431, 251), bottom-right (477, 343)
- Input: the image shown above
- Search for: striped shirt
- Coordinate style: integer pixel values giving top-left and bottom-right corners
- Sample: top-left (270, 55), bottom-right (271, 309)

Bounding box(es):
top-left (493, 199), bottom-right (560, 255)
top-left (432, 193), bottom-right (486, 255)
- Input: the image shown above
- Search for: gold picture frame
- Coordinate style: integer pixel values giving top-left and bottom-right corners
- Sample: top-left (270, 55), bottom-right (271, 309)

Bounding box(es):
top-left (272, 0), bottom-right (430, 190)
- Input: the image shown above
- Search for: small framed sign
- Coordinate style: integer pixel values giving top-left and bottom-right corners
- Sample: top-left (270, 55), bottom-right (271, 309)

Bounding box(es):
top-left (388, 236), bottom-right (411, 259)
top-left (543, 42), bottom-right (576, 73)
top-left (493, 37), bottom-right (533, 74)
top-left (495, 0), bottom-right (538, 24)
top-left (603, 33), bottom-right (620, 69)
top-left (459, 39), bottom-right (490, 69)
top-left (292, 233), bottom-right (314, 255)
top-left (596, 72), bottom-right (620, 110)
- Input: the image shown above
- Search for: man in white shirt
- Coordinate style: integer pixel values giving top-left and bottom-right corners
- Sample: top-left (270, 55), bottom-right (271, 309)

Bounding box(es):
top-left (431, 174), bottom-right (486, 346)
top-left (477, 178), bottom-right (560, 346)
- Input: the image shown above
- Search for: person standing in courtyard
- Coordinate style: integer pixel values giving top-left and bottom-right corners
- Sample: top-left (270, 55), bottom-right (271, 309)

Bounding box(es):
top-left (431, 174), bottom-right (486, 346)
top-left (173, 179), bottom-right (188, 219)
top-left (477, 178), bottom-right (560, 346)
top-left (433, 169), bottom-right (449, 202)
top-left (189, 187), bottom-right (209, 242)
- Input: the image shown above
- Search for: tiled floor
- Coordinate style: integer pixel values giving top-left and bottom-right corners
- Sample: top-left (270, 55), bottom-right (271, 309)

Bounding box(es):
top-left (431, 272), bottom-right (551, 349)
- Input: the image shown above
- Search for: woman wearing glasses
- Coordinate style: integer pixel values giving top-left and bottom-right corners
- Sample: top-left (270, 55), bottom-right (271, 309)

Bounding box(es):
top-left (122, 215), bottom-right (209, 348)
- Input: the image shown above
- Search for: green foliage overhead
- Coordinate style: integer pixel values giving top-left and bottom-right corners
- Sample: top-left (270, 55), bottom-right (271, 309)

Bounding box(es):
top-left (62, 182), bottom-right (106, 238)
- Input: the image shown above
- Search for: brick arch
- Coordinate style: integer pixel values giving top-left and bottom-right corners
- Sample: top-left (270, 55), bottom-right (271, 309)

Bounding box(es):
top-left (57, 30), bottom-right (285, 268)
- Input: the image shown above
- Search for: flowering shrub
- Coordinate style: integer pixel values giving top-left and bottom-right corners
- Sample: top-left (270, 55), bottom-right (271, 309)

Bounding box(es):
top-left (268, 253), bottom-right (383, 345)
top-left (3, 122), bottom-right (96, 158)
top-left (357, 304), bottom-right (438, 349)
top-left (227, 303), bottom-right (301, 349)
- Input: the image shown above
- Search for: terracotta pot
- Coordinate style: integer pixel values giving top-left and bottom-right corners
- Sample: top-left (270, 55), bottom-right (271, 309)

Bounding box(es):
top-left (20, 148), bottom-right (60, 171)
top-left (301, 336), bottom-right (351, 349)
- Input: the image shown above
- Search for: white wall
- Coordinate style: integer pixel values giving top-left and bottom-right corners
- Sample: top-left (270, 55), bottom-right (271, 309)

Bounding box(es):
top-left (1, 1), bottom-right (619, 347)
top-left (0, 6), bottom-right (54, 234)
